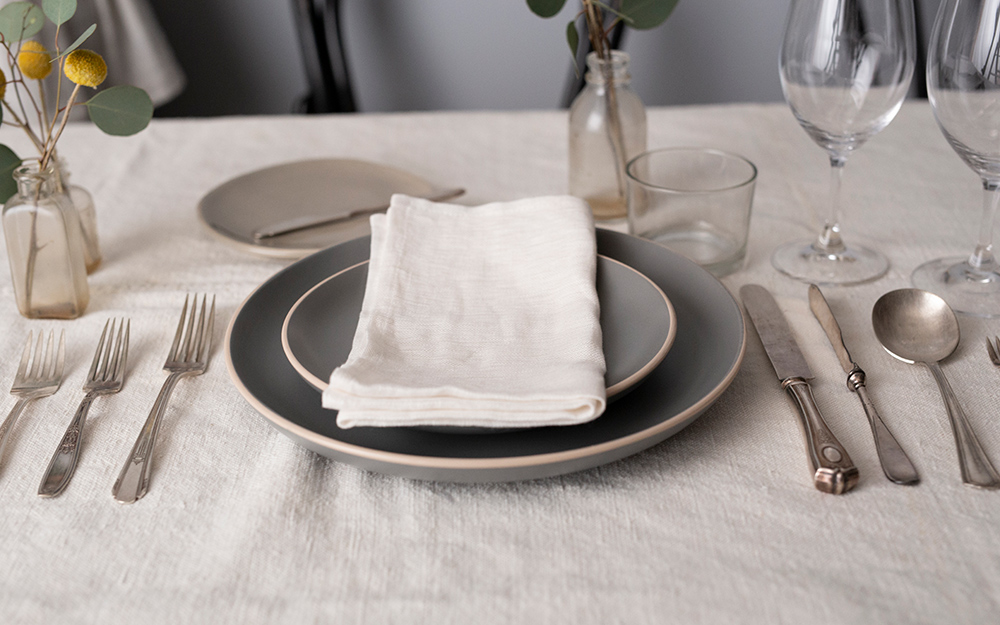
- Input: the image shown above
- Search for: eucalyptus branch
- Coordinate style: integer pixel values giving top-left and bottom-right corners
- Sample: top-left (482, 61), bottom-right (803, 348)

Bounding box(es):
top-left (40, 83), bottom-right (79, 170)
top-left (36, 79), bottom-right (48, 136)
top-left (2, 100), bottom-right (45, 152)
top-left (50, 22), bottom-right (62, 132)
top-left (7, 46), bottom-right (34, 129)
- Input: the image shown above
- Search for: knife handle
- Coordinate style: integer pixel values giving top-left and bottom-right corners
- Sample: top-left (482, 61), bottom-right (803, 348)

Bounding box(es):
top-left (783, 378), bottom-right (859, 494)
top-left (847, 369), bottom-right (920, 485)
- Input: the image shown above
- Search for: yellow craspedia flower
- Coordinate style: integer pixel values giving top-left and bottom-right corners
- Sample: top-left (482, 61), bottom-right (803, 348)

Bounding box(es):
top-left (64, 49), bottom-right (107, 88)
top-left (18, 41), bottom-right (52, 80)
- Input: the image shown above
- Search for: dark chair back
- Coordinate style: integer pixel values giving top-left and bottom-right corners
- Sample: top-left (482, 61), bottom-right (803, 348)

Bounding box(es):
top-left (292, 0), bottom-right (357, 113)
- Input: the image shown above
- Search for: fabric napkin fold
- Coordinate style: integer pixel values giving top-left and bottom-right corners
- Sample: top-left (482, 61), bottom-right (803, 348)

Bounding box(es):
top-left (322, 194), bottom-right (607, 429)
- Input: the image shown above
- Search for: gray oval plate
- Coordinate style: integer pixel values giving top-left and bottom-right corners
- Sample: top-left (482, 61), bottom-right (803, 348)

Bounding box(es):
top-left (198, 158), bottom-right (437, 259)
top-left (225, 229), bottom-right (746, 482)
top-left (280, 255), bottom-right (675, 401)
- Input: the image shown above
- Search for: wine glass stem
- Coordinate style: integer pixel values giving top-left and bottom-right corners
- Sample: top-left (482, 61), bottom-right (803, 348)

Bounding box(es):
top-left (970, 179), bottom-right (1000, 274)
top-left (816, 155), bottom-right (847, 254)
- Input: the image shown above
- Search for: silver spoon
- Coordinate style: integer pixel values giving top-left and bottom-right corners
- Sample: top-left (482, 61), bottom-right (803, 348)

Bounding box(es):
top-left (872, 288), bottom-right (1000, 489)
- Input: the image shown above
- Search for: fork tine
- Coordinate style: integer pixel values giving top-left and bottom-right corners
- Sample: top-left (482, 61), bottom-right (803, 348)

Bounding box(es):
top-left (31, 331), bottom-right (46, 379)
top-left (191, 295), bottom-right (206, 361)
top-left (89, 320), bottom-right (110, 382)
top-left (100, 319), bottom-right (117, 381)
top-left (169, 295), bottom-right (189, 361)
top-left (54, 330), bottom-right (65, 380)
top-left (106, 319), bottom-right (121, 380)
top-left (15, 331), bottom-right (32, 383)
top-left (114, 319), bottom-right (130, 382)
top-left (44, 331), bottom-right (58, 379)
top-left (182, 294), bottom-right (200, 361)
top-left (107, 319), bottom-right (124, 380)
top-left (200, 295), bottom-right (216, 362)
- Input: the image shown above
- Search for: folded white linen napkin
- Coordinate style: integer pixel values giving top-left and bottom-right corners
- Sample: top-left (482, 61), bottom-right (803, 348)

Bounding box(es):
top-left (322, 194), bottom-right (607, 429)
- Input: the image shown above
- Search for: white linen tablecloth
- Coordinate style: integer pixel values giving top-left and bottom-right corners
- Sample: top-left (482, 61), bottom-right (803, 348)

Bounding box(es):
top-left (0, 102), bottom-right (998, 624)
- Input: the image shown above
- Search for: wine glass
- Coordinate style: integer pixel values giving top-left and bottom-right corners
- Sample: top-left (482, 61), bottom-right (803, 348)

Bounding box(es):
top-left (913, 0), bottom-right (1000, 317)
top-left (774, 0), bottom-right (915, 284)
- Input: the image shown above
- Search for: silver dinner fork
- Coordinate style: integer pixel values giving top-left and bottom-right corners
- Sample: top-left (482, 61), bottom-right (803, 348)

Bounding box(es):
top-left (987, 336), bottom-right (1000, 366)
top-left (113, 294), bottom-right (215, 503)
top-left (0, 330), bottom-right (66, 475)
top-left (38, 319), bottom-right (130, 498)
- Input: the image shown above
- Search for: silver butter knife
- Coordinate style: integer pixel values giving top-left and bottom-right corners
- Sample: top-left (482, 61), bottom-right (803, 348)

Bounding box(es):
top-left (252, 187), bottom-right (466, 241)
top-left (740, 284), bottom-right (859, 494)
top-left (808, 284), bottom-right (919, 485)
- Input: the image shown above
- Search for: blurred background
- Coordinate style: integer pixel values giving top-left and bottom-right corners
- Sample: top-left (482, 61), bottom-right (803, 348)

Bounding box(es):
top-left (146, 0), bottom-right (939, 117)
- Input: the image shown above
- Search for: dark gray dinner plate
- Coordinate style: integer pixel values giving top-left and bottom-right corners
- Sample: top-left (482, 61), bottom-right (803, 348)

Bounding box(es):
top-left (225, 229), bottom-right (746, 482)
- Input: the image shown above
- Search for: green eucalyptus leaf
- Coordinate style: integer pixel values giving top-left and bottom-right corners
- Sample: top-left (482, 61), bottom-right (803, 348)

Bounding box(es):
top-left (619, 0), bottom-right (680, 30)
top-left (0, 144), bottom-right (22, 203)
top-left (0, 2), bottom-right (45, 43)
top-left (42, 0), bottom-right (76, 26)
top-left (84, 86), bottom-right (153, 136)
top-left (566, 20), bottom-right (579, 56)
top-left (527, 0), bottom-right (567, 18)
top-left (51, 23), bottom-right (95, 61)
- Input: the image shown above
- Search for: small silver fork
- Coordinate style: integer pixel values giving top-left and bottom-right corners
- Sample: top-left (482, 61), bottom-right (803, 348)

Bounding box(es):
top-left (38, 319), bottom-right (129, 498)
top-left (987, 336), bottom-right (1000, 366)
top-left (113, 294), bottom-right (215, 503)
top-left (0, 330), bottom-right (66, 475)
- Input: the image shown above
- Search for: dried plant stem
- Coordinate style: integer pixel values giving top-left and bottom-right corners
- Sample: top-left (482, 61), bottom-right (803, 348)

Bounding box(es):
top-left (2, 100), bottom-right (45, 153)
top-left (24, 204), bottom-right (38, 309)
top-left (583, 1), bottom-right (628, 201)
top-left (50, 23), bottom-right (64, 133)
top-left (37, 80), bottom-right (50, 137)
top-left (41, 84), bottom-right (80, 171)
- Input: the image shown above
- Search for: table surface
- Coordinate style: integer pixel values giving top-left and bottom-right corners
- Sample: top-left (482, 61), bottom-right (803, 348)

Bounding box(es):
top-left (1, 102), bottom-right (998, 624)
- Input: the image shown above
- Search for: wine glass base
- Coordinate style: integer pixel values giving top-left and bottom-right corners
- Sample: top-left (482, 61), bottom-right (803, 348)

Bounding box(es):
top-left (911, 257), bottom-right (1000, 318)
top-left (771, 239), bottom-right (889, 285)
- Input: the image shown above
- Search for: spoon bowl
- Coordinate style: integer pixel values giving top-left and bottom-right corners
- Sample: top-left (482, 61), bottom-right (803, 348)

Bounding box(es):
top-left (872, 288), bottom-right (999, 489)
top-left (872, 288), bottom-right (959, 364)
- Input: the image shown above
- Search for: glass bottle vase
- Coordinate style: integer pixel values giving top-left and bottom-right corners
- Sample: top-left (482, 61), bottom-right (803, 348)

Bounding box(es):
top-left (2, 163), bottom-right (90, 319)
top-left (55, 160), bottom-right (101, 273)
top-left (568, 50), bottom-right (647, 223)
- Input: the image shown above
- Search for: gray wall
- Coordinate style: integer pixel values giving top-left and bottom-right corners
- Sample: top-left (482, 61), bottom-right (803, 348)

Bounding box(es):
top-left (151, 0), bottom-right (937, 117)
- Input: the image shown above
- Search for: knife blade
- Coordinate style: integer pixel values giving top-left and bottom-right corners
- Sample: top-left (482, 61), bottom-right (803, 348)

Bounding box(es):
top-left (740, 284), bottom-right (859, 494)
top-left (251, 187), bottom-right (466, 241)
top-left (808, 284), bottom-right (919, 485)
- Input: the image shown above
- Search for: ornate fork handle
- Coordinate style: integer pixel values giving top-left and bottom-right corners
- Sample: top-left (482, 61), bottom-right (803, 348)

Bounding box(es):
top-left (112, 372), bottom-right (187, 503)
top-left (0, 398), bottom-right (31, 471)
top-left (38, 393), bottom-right (97, 497)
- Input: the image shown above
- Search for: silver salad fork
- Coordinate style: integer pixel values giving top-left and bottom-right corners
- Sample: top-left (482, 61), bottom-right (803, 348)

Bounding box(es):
top-left (0, 330), bottom-right (66, 476)
top-left (38, 319), bottom-right (130, 497)
top-left (113, 294), bottom-right (215, 503)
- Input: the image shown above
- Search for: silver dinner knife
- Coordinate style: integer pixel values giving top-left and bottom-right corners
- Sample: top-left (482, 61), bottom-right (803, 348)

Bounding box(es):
top-left (251, 187), bottom-right (466, 240)
top-left (808, 284), bottom-right (919, 485)
top-left (740, 284), bottom-right (859, 494)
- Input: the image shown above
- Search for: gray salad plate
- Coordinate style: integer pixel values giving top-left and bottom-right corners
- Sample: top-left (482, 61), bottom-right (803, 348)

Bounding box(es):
top-left (225, 229), bottom-right (746, 482)
top-left (280, 255), bottom-right (675, 401)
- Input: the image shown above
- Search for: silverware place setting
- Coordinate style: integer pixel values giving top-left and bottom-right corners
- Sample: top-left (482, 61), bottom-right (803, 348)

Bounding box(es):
top-left (0, 294), bottom-right (216, 502)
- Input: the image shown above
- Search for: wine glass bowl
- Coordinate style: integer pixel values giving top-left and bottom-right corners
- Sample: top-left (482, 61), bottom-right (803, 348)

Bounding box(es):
top-left (913, 0), bottom-right (1000, 317)
top-left (774, 0), bottom-right (915, 284)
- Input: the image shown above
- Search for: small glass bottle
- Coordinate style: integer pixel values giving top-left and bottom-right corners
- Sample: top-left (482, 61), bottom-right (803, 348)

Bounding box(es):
top-left (2, 162), bottom-right (89, 319)
top-left (55, 160), bottom-right (101, 272)
top-left (569, 50), bottom-right (647, 223)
